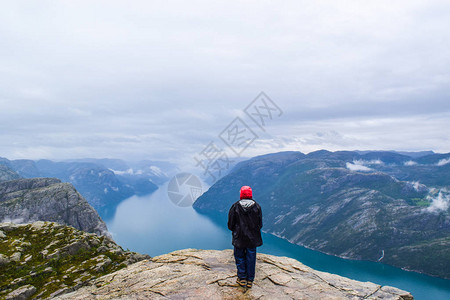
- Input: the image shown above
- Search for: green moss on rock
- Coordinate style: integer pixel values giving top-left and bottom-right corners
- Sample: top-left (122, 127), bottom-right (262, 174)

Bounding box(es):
top-left (0, 221), bottom-right (150, 299)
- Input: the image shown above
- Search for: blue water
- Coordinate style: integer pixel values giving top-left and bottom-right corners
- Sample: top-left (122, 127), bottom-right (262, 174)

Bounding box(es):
top-left (106, 186), bottom-right (450, 300)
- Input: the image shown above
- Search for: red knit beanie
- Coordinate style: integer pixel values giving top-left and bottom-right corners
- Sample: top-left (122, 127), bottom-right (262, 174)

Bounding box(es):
top-left (240, 186), bottom-right (253, 199)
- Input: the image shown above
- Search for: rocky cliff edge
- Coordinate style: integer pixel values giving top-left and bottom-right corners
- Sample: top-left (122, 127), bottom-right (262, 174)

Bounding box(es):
top-left (56, 248), bottom-right (413, 300)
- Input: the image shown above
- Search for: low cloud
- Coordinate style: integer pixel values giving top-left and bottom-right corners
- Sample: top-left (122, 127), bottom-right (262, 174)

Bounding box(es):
top-left (109, 168), bottom-right (140, 176)
top-left (427, 190), bottom-right (450, 213)
top-left (345, 159), bottom-right (383, 172)
top-left (436, 158), bottom-right (450, 166)
top-left (404, 160), bottom-right (418, 166)
top-left (346, 162), bottom-right (373, 172)
top-left (409, 181), bottom-right (427, 192)
top-left (353, 159), bottom-right (384, 166)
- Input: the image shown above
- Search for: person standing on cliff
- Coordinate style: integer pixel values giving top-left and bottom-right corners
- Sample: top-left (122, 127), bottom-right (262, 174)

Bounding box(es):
top-left (228, 185), bottom-right (263, 288)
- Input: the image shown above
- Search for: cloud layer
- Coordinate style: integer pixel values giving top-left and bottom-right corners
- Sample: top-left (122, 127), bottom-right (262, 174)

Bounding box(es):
top-left (1, 1), bottom-right (449, 167)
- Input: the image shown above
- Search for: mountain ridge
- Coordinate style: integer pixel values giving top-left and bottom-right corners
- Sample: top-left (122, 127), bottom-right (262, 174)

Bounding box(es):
top-left (193, 150), bottom-right (450, 279)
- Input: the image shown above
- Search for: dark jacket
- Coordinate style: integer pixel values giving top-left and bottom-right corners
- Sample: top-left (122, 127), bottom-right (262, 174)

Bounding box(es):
top-left (228, 199), bottom-right (263, 248)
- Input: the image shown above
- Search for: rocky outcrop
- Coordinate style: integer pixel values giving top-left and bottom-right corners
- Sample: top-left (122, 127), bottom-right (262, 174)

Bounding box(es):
top-left (0, 178), bottom-right (108, 236)
top-left (0, 222), bottom-right (149, 299)
top-left (55, 249), bottom-right (413, 300)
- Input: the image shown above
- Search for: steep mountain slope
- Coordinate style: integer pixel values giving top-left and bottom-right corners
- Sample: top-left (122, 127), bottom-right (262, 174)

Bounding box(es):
top-left (8, 159), bottom-right (41, 178)
top-left (193, 150), bottom-right (450, 279)
top-left (0, 178), bottom-right (108, 236)
top-left (0, 222), bottom-right (149, 299)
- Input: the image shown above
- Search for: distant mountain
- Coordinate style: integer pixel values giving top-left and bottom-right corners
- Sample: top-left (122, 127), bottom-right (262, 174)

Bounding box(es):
top-left (193, 150), bottom-right (450, 279)
top-left (355, 150), bottom-right (435, 159)
top-left (0, 157), bottom-right (177, 220)
top-left (0, 165), bottom-right (20, 182)
top-left (34, 160), bottom-right (151, 220)
top-left (8, 159), bottom-right (41, 178)
top-left (0, 178), bottom-right (108, 236)
top-left (65, 158), bottom-right (178, 186)
top-left (393, 150), bottom-right (435, 158)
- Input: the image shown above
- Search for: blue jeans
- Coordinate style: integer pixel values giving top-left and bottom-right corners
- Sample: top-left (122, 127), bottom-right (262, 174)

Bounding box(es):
top-left (233, 246), bottom-right (257, 281)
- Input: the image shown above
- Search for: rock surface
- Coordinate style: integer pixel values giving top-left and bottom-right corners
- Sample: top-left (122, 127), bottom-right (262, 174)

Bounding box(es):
top-left (55, 249), bottom-right (413, 300)
top-left (0, 178), bottom-right (108, 235)
top-left (5, 284), bottom-right (36, 300)
top-left (0, 222), bottom-right (149, 299)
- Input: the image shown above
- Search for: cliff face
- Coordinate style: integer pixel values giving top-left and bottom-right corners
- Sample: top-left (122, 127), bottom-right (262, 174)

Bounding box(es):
top-left (56, 248), bottom-right (413, 300)
top-left (0, 222), bottom-right (149, 299)
top-left (0, 178), bottom-right (108, 236)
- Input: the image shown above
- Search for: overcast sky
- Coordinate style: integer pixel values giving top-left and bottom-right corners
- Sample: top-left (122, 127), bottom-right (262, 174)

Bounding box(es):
top-left (1, 0), bottom-right (449, 168)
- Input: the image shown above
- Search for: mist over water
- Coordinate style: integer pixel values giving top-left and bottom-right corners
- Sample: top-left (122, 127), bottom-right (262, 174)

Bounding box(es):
top-left (107, 186), bottom-right (450, 300)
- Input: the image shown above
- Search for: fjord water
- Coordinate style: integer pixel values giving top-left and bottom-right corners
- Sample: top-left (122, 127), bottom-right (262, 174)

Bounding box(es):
top-left (106, 186), bottom-right (450, 300)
